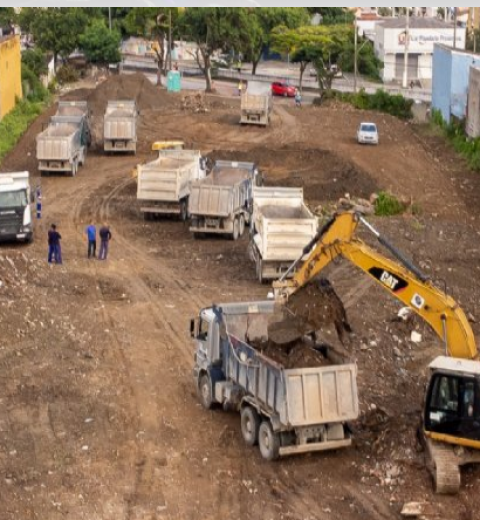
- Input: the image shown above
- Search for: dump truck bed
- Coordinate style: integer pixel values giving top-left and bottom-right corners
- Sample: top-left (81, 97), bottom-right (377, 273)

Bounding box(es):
top-left (36, 122), bottom-right (82, 161)
top-left (252, 187), bottom-right (317, 262)
top-left (104, 100), bottom-right (137, 141)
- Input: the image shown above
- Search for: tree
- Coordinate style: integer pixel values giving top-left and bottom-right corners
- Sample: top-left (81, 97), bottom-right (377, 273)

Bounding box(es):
top-left (0, 7), bottom-right (15, 28)
top-left (339, 37), bottom-right (383, 80)
top-left (378, 7), bottom-right (393, 17)
top-left (27, 8), bottom-right (89, 68)
top-left (306, 7), bottom-right (354, 25)
top-left (272, 25), bottom-right (352, 95)
top-left (22, 48), bottom-right (48, 78)
top-left (242, 8), bottom-right (309, 75)
top-left (179, 8), bottom-right (250, 92)
top-left (80, 20), bottom-right (121, 66)
top-left (123, 7), bottom-right (180, 86)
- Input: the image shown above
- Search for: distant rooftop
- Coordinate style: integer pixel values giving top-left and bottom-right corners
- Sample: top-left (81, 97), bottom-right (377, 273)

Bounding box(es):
top-left (378, 17), bottom-right (455, 30)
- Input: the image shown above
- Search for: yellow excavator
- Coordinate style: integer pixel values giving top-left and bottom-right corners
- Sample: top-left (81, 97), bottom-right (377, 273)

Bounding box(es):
top-left (274, 211), bottom-right (480, 494)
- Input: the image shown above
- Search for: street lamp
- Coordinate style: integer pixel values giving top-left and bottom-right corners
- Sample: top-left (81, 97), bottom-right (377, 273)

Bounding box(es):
top-left (108, 7), bottom-right (112, 31)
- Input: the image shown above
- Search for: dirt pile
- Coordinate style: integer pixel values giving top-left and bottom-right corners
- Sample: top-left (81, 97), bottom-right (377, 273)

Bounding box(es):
top-left (181, 92), bottom-right (210, 113)
top-left (254, 339), bottom-right (331, 369)
top-left (269, 279), bottom-right (352, 346)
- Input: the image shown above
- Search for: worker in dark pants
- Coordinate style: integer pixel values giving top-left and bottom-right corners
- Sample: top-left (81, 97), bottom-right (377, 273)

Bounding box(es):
top-left (85, 222), bottom-right (97, 259)
top-left (48, 224), bottom-right (62, 264)
top-left (98, 223), bottom-right (112, 261)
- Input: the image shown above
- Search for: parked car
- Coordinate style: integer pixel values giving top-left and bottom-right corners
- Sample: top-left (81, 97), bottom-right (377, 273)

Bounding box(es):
top-left (357, 122), bottom-right (379, 145)
top-left (271, 81), bottom-right (296, 97)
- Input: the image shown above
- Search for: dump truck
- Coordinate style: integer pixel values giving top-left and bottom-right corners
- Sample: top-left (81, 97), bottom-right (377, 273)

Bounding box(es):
top-left (250, 187), bottom-right (317, 283)
top-left (240, 81), bottom-right (272, 127)
top-left (137, 150), bottom-right (206, 221)
top-left (36, 102), bottom-right (91, 177)
top-left (0, 171), bottom-right (33, 243)
top-left (104, 100), bottom-right (138, 154)
top-left (192, 301), bottom-right (359, 461)
top-left (189, 161), bottom-right (260, 240)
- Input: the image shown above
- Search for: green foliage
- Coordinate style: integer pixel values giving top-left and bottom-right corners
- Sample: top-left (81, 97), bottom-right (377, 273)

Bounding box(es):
top-left (80, 19), bottom-right (121, 65)
top-left (272, 24), bottom-right (352, 93)
top-left (26, 8), bottom-right (88, 61)
top-left (375, 192), bottom-right (406, 217)
top-left (337, 89), bottom-right (413, 119)
top-left (340, 38), bottom-right (383, 80)
top-left (0, 7), bottom-right (15, 27)
top-left (306, 7), bottom-right (354, 25)
top-left (378, 7), bottom-right (393, 17)
top-left (56, 64), bottom-right (80, 85)
top-left (21, 63), bottom-right (49, 102)
top-left (0, 100), bottom-right (47, 165)
top-left (431, 110), bottom-right (480, 171)
top-left (22, 48), bottom-right (48, 78)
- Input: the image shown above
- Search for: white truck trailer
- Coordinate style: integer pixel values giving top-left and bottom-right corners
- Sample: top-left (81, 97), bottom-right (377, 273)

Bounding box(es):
top-left (251, 187), bottom-right (317, 283)
top-left (189, 161), bottom-right (260, 240)
top-left (0, 172), bottom-right (33, 243)
top-left (240, 81), bottom-right (272, 127)
top-left (137, 150), bottom-right (206, 221)
top-left (36, 101), bottom-right (91, 177)
top-left (192, 301), bottom-right (359, 461)
top-left (104, 100), bottom-right (138, 154)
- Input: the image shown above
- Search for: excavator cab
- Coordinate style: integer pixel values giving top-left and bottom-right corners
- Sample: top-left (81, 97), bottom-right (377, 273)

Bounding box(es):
top-left (425, 357), bottom-right (480, 444)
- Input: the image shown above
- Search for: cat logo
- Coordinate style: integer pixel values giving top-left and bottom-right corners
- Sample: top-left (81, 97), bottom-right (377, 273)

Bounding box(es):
top-left (369, 267), bottom-right (409, 293)
top-left (380, 271), bottom-right (401, 291)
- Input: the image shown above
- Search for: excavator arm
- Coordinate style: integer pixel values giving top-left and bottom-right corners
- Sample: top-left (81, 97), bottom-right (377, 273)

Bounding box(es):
top-left (274, 212), bottom-right (477, 360)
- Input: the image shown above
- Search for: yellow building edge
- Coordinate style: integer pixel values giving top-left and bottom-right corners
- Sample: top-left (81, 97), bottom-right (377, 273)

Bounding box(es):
top-left (0, 35), bottom-right (23, 120)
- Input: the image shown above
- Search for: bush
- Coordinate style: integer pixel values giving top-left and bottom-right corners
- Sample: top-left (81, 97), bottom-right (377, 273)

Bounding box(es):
top-left (336, 89), bottom-right (414, 120)
top-left (374, 191), bottom-right (406, 216)
top-left (431, 109), bottom-right (480, 171)
top-left (21, 63), bottom-right (49, 102)
top-left (0, 100), bottom-right (47, 164)
top-left (56, 64), bottom-right (80, 85)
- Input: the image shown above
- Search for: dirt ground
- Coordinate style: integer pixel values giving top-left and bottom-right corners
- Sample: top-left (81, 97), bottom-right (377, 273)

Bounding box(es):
top-left (1, 73), bottom-right (480, 520)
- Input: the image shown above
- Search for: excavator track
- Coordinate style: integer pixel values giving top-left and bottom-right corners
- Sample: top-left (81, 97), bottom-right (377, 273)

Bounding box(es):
top-left (427, 439), bottom-right (461, 495)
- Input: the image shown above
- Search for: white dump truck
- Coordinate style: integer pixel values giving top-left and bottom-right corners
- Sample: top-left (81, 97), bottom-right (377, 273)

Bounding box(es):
top-left (36, 102), bottom-right (91, 177)
top-left (251, 187), bottom-right (317, 283)
top-left (192, 302), bottom-right (359, 461)
top-left (240, 81), bottom-right (272, 127)
top-left (104, 100), bottom-right (138, 154)
top-left (137, 150), bottom-right (206, 221)
top-left (189, 161), bottom-right (260, 240)
top-left (0, 171), bottom-right (33, 243)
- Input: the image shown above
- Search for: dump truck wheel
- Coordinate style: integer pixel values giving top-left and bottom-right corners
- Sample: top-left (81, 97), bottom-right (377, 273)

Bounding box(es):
top-left (239, 215), bottom-right (245, 237)
top-left (241, 406), bottom-right (261, 447)
top-left (259, 420), bottom-right (280, 461)
top-left (198, 374), bottom-right (213, 410)
top-left (232, 218), bottom-right (240, 241)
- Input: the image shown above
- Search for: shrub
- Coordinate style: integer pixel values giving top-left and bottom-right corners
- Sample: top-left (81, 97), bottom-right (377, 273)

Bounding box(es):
top-left (374, 191), bottom-right (406, 216)
top-left (335, 89), bottom-right (414, 119)
top-left (21, 63), bottom-right (49, 103)
top-left (0, 100), bottom-right (47, 164)
top-left (56, 64), bottom-right (80, 85)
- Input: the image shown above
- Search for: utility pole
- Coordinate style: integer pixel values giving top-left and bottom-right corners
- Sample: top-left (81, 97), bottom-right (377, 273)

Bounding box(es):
top-left (168, 9), bottom-right (172, 71)
top-left (108, 7), bottom-right (112, 31)
top-left (453, 7), bottom-right (458, 49)
top-left (402, 8), bottom-right (410, 89)
top-left (354, 16), bottom-right (358, 93)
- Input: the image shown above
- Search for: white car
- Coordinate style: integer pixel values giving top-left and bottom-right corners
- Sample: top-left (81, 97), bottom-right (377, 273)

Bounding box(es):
top-left (357, 122), bottom-right (379, 145)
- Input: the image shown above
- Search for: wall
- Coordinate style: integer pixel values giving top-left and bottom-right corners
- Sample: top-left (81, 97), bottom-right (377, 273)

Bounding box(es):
top-left (451, 52), bottom-right (480, 120)
top-left (467, 67), bottom-right (480, 138)
top-left (0, 35), bottom-right (22, 119)
top-left (432, 45), bottom-right (453, 122)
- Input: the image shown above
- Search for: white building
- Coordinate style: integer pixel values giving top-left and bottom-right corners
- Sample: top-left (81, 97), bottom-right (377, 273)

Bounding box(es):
top-left (374, 17), bottom-right (466, 84)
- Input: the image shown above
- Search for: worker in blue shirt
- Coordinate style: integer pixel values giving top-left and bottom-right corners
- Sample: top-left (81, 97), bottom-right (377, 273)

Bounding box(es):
top-left (85, 222), bottom-right (97, 259)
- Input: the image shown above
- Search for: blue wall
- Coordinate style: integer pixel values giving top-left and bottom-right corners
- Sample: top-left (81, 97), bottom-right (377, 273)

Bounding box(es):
top-left (433, 45), bottom-right (480, 123)
top-left (432, 46), bottom-right (453, 123)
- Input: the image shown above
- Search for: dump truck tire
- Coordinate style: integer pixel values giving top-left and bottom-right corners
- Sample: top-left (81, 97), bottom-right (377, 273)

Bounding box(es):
top-left (198, 374), bottom-right (213, 410)
top-left (241, 406), bottom-right (261, 447)
top-left (259, 420), bottom-right (280, 461)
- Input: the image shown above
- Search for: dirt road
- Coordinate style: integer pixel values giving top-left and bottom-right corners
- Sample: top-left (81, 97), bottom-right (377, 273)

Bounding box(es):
top-left (1, 75), bottom-right (480, 520)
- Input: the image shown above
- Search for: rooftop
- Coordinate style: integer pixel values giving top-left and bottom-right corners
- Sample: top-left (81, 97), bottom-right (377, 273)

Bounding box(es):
top-left (378, 17), bottom-right (455, 30)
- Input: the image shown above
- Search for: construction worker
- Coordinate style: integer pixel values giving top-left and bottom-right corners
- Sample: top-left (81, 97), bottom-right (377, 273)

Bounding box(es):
top-left (48, 224), bottom-right (62, 264)
top-left (98, 223), bottom-right (112, 261)
top-left (85, 222), bottom-right (97, 259)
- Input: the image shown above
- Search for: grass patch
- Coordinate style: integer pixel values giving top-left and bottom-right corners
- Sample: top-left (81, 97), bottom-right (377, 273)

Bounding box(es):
top-left (374, 191), bottom-right (406, 216)
top-left (0, 99), bottom-right (47, 165)
top-left (431, 109), bottom-right (480, 171)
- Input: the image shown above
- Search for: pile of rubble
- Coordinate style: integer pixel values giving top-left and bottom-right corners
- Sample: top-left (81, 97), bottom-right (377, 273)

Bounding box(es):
top-left (181, 92), bottom-right (210, 113)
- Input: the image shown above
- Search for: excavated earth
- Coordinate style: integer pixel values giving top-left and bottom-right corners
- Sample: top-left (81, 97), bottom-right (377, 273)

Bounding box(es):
top-left (1, 73), bottom-right (480, 520)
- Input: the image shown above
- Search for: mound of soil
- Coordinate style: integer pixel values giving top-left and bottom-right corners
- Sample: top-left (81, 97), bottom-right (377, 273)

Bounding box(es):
top-left (253, 339), bottom-right (331, 369)
top-left (208, 146), bottom-right (378, 204)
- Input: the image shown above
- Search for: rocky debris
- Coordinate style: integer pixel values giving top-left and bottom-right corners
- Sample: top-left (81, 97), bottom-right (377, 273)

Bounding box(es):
top-left (336, 193), bottom-right (376, 215)
top-left (181, 92), bottom-right (210, 113)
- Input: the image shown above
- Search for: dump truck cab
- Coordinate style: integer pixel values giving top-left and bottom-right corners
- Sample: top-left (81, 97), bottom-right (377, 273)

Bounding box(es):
top-left (0, 172), bottom-right (33, 243)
